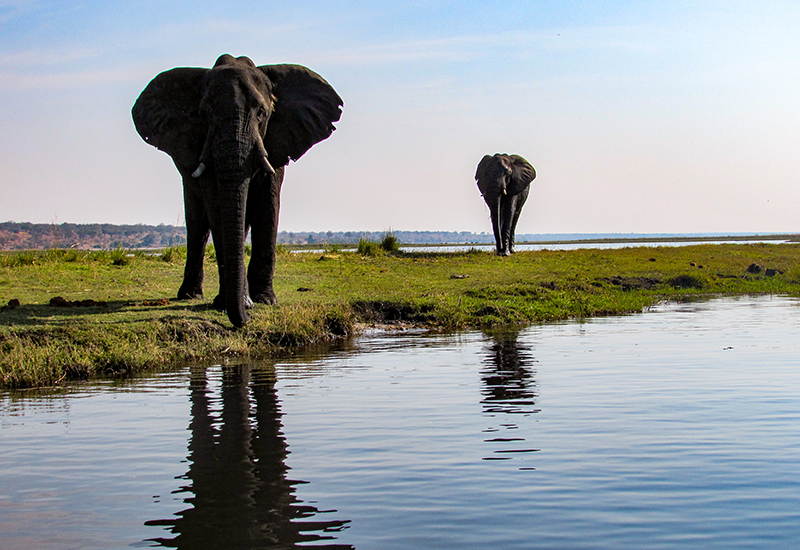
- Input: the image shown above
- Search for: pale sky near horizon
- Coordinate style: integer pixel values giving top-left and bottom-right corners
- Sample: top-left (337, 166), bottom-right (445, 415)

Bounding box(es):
top-left (1, 1), bottom-right (798, 234)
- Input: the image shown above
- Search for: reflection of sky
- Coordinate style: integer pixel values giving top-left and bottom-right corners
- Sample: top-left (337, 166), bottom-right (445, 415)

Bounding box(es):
top-left (4, 297), bottom-right (800, 548)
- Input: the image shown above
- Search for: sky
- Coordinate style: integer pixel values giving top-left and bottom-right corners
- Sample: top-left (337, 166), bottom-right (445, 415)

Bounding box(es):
top-left (1, 0), bottom-right (799, 235)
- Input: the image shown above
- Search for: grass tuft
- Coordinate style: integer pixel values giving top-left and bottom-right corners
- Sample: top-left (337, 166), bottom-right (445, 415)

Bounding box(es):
top-left (110, 247), bottom-right (130, 266)
top-left (380, 229), bottom-right (400, 253)
top-left (160, 246), bottom-right (184, 263)
top-left (357, 238), bottom-right (382, 256)
top-left (668, 273), bottom-right (706, 289)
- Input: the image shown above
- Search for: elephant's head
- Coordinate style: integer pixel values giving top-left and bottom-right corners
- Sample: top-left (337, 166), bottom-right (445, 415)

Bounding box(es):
top-left (475, 153), bottom-right (536, 201)
top-left (132, 54), bottom-right (342, 327)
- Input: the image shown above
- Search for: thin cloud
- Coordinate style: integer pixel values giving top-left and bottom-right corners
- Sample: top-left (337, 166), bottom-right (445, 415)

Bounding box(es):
top-left (0, 0), bottom-right (35, 24)
top-left (0, 66), bottom-right (143, 91)
top-left (0, 47), bottom-right (99, 67)
top-left (313, 26), bottom-right (657, 66)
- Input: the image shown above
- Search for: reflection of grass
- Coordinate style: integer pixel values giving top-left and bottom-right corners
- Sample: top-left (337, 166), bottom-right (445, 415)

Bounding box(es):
top-left (2, 243), bottom-right (800, 389)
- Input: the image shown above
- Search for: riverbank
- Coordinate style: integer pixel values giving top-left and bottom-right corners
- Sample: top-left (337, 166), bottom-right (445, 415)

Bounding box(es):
top-left (2, 243), bottom-right (799, 389)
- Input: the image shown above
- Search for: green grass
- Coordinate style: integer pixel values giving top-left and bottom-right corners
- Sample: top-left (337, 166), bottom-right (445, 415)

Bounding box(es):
top-left (2, 243), bottom-right (800, 389)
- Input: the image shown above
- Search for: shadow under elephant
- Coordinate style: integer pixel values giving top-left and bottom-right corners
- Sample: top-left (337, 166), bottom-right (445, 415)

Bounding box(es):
top-left (144, 363), bottom-right (353, 549)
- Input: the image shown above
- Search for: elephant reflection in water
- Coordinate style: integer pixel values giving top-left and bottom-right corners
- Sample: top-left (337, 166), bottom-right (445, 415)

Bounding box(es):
top-left (145, 364), bottom-right (353, 549)
top-left (481, 330), bottom-right (538, 415)
top-left (481, 330), bottom-right (540, 463)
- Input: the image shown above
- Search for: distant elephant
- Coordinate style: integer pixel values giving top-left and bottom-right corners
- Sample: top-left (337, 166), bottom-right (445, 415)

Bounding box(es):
top-left (132, 54), bottom-right (343, 327)
top-left (475, 153), bottom-right (536, 256)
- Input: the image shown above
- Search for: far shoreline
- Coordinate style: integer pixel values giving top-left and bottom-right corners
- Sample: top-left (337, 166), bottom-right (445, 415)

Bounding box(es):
top-left (283, 233), bottom-right (800, 251)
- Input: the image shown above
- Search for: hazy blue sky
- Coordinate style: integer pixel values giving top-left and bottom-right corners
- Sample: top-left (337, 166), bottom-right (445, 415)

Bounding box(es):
top-left (1, 1), bottom-right (798, 234)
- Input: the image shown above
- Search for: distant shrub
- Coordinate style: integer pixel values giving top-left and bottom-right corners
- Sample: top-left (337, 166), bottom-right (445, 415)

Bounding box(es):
top-left (160, 246), bottom-right (184, 263)
top-left (110, 247), bottom-right (130, 266)
top-left (87, 250), bottom-right (109, 263)
top-left (276, 244), bottom-right (289, 255)
top-left (63, 249), bottom-right (80, 262)
top-left (42, 249), bottom-right (64, 262)
top-left (380, 230), bottom-right (400, 253)
top-left (10, 251), bottom-right (37, 267)
top-left (205, 244), bottom-right (216, 261)
top-left (324, 243), bottom-right (343, 254)
top-left (358, 238), bottom-right (381, 256)
top-left (465, 247), bottom-right (484, 255)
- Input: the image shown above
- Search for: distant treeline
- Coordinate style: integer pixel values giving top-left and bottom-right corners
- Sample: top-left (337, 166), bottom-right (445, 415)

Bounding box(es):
top-left (0, 223), bottom-right (495, 249)
top-left (0, 222), bottom-right (789, 250)
top-left (280, 230), bottom-right (496, 245)
top-left (0, 222), bottom-right (187, 250)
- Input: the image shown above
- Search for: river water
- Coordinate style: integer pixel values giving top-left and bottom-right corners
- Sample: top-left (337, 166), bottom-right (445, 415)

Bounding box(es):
top-left (2, 296), bottom-right (799, 549)
top-left (396, 239), bottom-right (792, 254)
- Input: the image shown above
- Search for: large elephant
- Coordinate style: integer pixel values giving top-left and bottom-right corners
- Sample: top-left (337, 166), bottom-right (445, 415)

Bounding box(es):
top-left (475, 153), bottom-right (536, 256)
top-left (132, 54), bottom-right (343, 327)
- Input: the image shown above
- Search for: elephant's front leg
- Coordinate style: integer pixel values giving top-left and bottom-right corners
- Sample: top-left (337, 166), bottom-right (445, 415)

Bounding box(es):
top-left (247, 167), bottom-right (285, 305)
top-left (488, 200), bottom-right (505, 255)
top-left (178, 177), bottom-right (210, 299)
top-left (495, 197), bottom-right (515, 256)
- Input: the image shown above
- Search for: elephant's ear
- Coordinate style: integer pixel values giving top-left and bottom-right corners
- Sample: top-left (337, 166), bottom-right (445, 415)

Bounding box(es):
top-left (132, 68), bottom-right (208, 170)
top-left (507, 155), bottom-right (536, 196)
top-left (259, 64), bottom-right (343, 167)
top-left (475, 155), bottom-right (494, 196)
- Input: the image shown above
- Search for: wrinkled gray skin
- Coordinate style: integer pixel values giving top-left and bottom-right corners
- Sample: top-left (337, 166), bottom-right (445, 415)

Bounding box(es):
top-left (133, 55), bottom-right (342, 327)
top-left (475, 153), bottom-right (536, 256)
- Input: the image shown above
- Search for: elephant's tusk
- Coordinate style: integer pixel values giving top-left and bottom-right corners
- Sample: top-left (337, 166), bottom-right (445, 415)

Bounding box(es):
top-left (259, 155), bottom-right (276, 175)
top-left (191, 162), bottom-right (207, 178)
top-left (253, 132), bottom-right (276, 175)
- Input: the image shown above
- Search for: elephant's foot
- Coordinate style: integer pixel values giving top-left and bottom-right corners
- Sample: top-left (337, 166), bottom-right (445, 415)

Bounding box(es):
top-left (251, 289), bottom-right (278, 305)
top-left (177, 284), bottom-right (203, 300)
top-left (211, 294), bottom-right (254, 310)
top-left (496, 249), bottom-right (510, 257)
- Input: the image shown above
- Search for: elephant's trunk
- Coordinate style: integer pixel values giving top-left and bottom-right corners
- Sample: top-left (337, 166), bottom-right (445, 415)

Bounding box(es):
top-left (220, 179), bottom-right (249, 328)
top-left (215, 135), bottom-right (251, 328)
